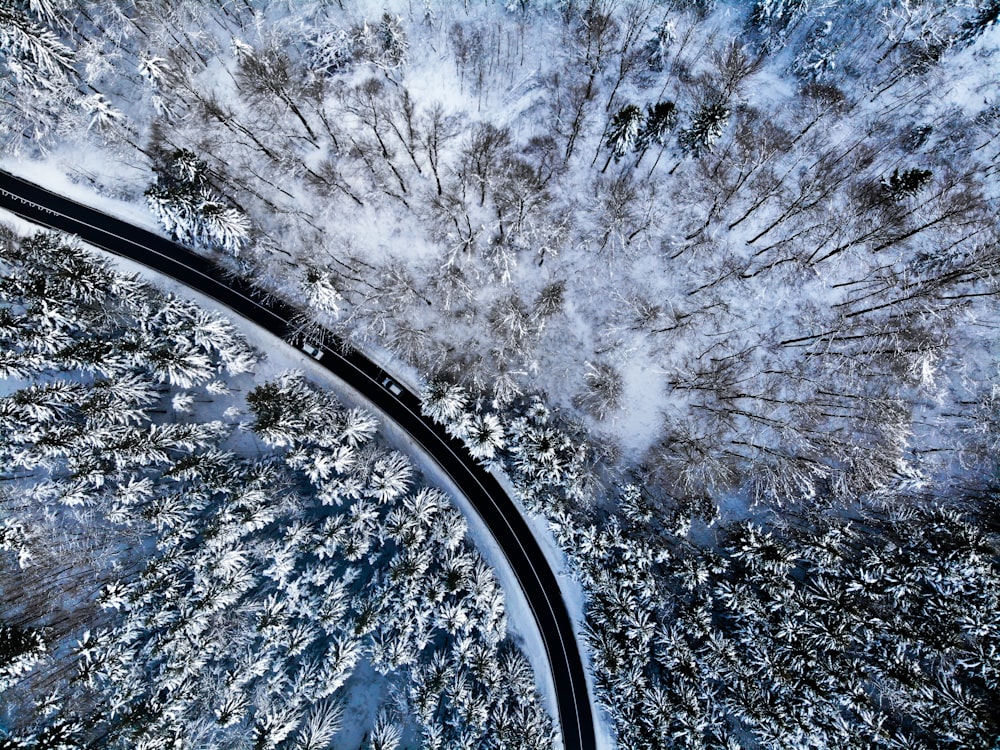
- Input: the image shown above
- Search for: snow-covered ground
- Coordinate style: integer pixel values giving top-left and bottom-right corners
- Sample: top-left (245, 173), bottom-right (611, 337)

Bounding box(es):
top-left (2, 155), bottom-right (160, 234)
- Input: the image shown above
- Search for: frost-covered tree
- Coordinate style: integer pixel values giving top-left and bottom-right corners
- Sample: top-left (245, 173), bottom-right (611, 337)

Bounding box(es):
top-left (643, 18), bottom-right (675, 72)
top-left (488, 294), bottom-right (536, 360)
top-left (351, 13), bottom-right (409, 72)
top-left (793, 21), bottom-right (840, 81)
top-left (146, 149), bottom-right (250, 255)
top-left (574, 361), bottom-right (624, 420)
top-left (881, 166), bottom-right (933, 201)
top-left (678, 102), bottom-right (730, 157)
top-left (234, 41), bottom-right (320, 143)
top-left (635, 100), bottom-right (677, 169)
top-left (533, 280), bottom-right (566, 320)
top-left (366, 708), bottom-right (403, 750)
top-left (137, 52), bottom-right (170, 88)
top-left (421, 379), bottom-right (469, 429)
top-left (369, 451), bottom-right (414, 503)
top-left (602, 103), bottom-right (644, 172)
top-left (198, 200), bottom-right (252, 255)
top-left (308, 25), bottom-right (354, 77)
top-left (464, 412), bottom-right (506, 462)
top-left (0, 624), bottom-right (46, 693)
top-left (146, 340), bottom-right (215, 388)
top-left (247, 371), bottom-right (342, 447)
top-left (751, 0), bottom-right (810, 45)
top-left (0, 2), bottom-right (75, 142)
top-left (290, 699), bottom-right (344, 750)
top-left (302, 267), bottom-right (344, 324)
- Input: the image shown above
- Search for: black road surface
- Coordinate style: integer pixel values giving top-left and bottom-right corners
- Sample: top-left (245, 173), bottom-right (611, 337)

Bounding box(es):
top-left (0, 169), bottom-right (597, 750)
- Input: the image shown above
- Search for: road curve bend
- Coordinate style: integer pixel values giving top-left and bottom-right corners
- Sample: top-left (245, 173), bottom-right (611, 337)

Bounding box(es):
top-left (0, 169), bottom-right (598, 750)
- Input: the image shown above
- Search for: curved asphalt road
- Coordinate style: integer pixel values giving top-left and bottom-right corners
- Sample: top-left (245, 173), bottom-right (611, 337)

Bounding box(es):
top-left (0, 169), bottom-right (597, 750)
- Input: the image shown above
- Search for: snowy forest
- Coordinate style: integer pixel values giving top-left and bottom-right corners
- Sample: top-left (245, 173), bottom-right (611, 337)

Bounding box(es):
top-left (0, 228), bottom-right (554, 748)
top-left (2, 0), bottom-right (1000, 747)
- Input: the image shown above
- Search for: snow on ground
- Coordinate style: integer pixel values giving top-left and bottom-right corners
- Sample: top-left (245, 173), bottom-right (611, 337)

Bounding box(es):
top-left (335, 659), bottom-right (393, 749)
top-left (611, 356), bottom-right (668, 456)
top-left (2, 154), bottom-right (160, 234)
top-left (0, 207), bottom-right (46, 245)
top-left (936, 24), bottom-right (1000, 117)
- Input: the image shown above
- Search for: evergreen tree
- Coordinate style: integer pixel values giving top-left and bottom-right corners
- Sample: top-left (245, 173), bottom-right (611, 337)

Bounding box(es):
top-left (751, 0), bottom-right (809, 45)
top-left (302, 267), bottom-right (344, 324)
top-left (881, 167), bottom-right (933, 201)
top-left (574, 361), bottom-right (623, 420)
top-left (794, 21), bottom-right (839, 81)
top-left (643, 19), bottom-right (675, 72)
top-left (602, 103), bottom-right (644, 172)
top-left (247, 371), bottom-right (342, 447)
top-left (350, 13), bottom-right (408, 71)
top-left (464, 412), bottom-right (506, 462)
top-left (678, 102), bottom-right (730, 157)
top-left (0, 3), bottom-right (74, 91)
top-left (81, 92), bottom-right (125, 132)
top-left (0, 624), bottom-right (45, 693)
top-left (959, 0), bottom-right (1000, 45)
top-left (635, 100), bottom-right (677, 165)
top-left (421, 379), bottom-right (470, 431)
top-left (145, 150), bottom-right (250, 255)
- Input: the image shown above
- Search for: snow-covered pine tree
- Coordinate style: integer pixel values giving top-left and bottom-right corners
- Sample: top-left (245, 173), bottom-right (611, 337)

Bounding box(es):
top-left (0, 3), bottom-right (74, 91)
top-left (146, 340), bottom-right (215, 389)
top-left (751, 0), bottom-right (810, 46)
top-left (574, 361), bottom-right (624, 420)
top-left (301, 266), bottom-right (344, 327)
top-left (289, 697), bottom-right (343, 750)
top-left (678, 102), bottom-right (730, 157)
top-left (145, 178), bottom-right (204, 248)
top-left (0, 623), bottom-right (46, 693)
top-left (367, 707), bottom-right (403, 750)
top-left (376, 13), bottom-right (408, 71)
top-left (197, 199), bottom-right (251, 256)
top-left (146, 149), bottom-right (250, 255)
top-left (368, 451), bottom-right (414, 503)
top-left (246, 371), bottom-right (343, 448)
top-left (602, 103), bottom-right (644, 172)
top-left (338, 407), bottom-right (379, 449)
top-left (420, 379), bottom-right (470, 429)
top-left (881, 166), bottom-right (933, 201)
top-left (464, 412), bottom-right (505, 462)
top-left (794, 21), bottom-right (839, 81)
top-left (351, 13), bottom-right (408, 71)
top-left (643, 18), bottom-right (675, 72)
top-left (635, 100), bottom-right (677, 169)
top-left (81, 92), bottom-right (125, 132)
top-left (533, 280), bottom-right (565, 320)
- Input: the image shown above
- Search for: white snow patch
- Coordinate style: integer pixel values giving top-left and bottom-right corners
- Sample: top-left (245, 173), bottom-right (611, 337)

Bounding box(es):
top-left (607, 353), bottom-right (668, 458)
top-left (1, 154), bottom-right (161, 235)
